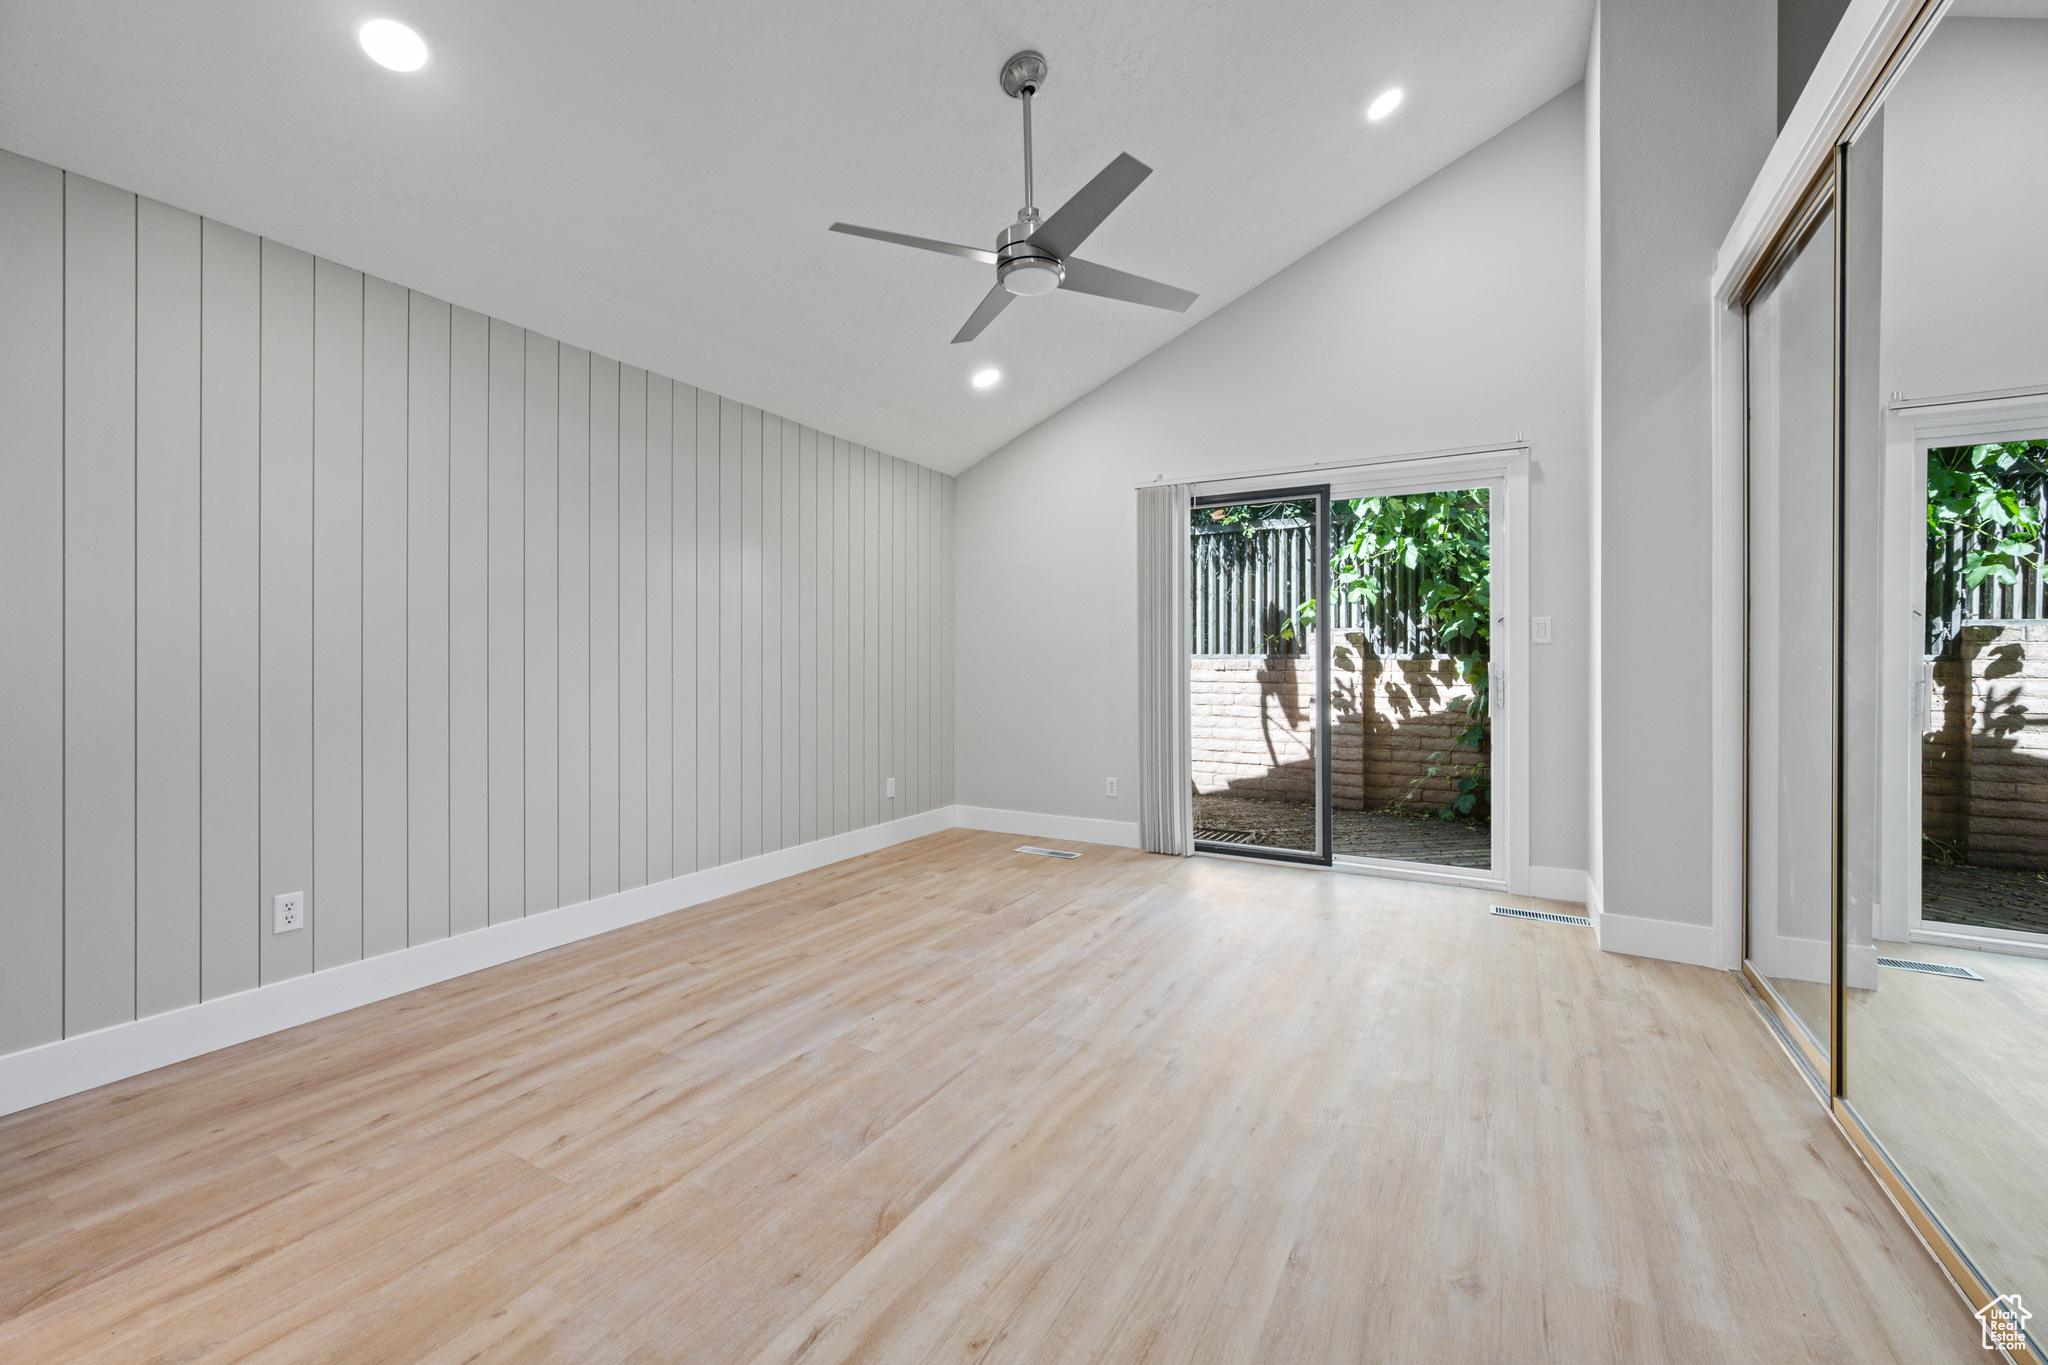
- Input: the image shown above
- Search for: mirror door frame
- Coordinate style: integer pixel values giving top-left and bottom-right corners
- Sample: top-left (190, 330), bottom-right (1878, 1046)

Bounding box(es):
top-left (1737, 160), bottom-right (1843, 1089)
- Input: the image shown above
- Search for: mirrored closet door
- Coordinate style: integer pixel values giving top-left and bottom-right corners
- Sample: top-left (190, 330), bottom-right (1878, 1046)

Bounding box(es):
top-left (1747, 7), bottom-right (2048, 1358)
top-left (1839, 9), bottom-right (2048, 1351)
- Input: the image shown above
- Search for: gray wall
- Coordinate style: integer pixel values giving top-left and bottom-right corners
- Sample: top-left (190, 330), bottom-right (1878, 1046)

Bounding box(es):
top-left (1779, 0), bottom-right (1852, 128)
top-left (1591, 0), bottom-right (1777, 926)
top-left (953, 88), bottom-right (1591, 873)
top-left (1880, 16), bottom-right (2048, 401)
top-left (0, 147), bottom-right (954, 1057)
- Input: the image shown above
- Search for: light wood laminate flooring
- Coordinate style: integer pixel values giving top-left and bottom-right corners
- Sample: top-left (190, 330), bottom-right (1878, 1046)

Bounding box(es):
top-left (1775, 939), bottom-right (2048, 1321)
top-left (0, 830), bottom-right (1982, 1362)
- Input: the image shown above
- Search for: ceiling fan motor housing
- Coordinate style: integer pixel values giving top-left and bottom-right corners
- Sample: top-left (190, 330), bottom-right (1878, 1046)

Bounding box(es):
top-left (996, 217), bottom-right (1063, 295)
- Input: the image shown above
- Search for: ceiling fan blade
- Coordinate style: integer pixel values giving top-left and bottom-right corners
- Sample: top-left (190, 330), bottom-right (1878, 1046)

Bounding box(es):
top-left (952, 284), bottom-right (1015, 344)
top-left (830, 223), bottom-right (998, 266)
top-left (1058, 257), bottom-right (1197, 313)
top-left (1029, 153), bottom-right (1152, 258)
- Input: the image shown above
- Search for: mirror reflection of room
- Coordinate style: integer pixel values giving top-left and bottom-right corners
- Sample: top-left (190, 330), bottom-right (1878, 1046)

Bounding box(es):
top-left (1843, 0), bottom-right (2048, 1337)
top-left (1745, 197), bottom-right (1840, 1062)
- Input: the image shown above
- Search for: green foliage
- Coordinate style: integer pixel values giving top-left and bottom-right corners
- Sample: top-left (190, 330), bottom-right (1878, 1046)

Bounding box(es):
top-left (1418, 749), bottom-right (1489, 821)
top-left (1334, 490), bottom-right (1491, 664)
top-left (1927, 441), bottom-right (2048, 591)
top-left (1336, 489), bottom-right (1492, 822)
top-left (1204, 490), bottom-right (1494, 822)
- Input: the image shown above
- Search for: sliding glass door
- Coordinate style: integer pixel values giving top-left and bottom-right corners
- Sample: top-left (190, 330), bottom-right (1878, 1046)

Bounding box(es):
top-left (1326, 487), bottom-right (1495, 871)
top-left (1189, 487), bottom-right (1332, 864)
top-left (1187, 469), bottom-right (1503, 877)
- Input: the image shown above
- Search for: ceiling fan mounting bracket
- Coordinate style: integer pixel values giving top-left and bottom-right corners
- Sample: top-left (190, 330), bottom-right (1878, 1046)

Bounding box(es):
top-left (1000, 50), bottom-right (1047, 98)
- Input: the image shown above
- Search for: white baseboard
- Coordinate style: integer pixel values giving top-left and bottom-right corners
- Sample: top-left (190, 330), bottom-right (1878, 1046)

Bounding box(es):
top-left (1750, 932), bottom-right (1831, 986)
top-left (1593, 905), bottom-right (1719, 967)
top-left (1528, 864), bottom-right (1590, 904)
top-left (0, 806), bottom-right (1709, 1117)
top-left (1584, 873), bottom-right (1724, 968)
top-left (952, 805), bottom-right (1141, 849)
top-left (1742, 934), bottom-right (1883, 987)
top-left (1910, 924), bottom-right (2048, 961)
top-left (0, 806), bottom-right (957, 1119)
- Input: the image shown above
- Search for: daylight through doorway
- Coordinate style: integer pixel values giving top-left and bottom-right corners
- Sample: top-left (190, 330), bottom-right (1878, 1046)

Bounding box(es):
top-left (1188, 484), bottom-right (1493, 872)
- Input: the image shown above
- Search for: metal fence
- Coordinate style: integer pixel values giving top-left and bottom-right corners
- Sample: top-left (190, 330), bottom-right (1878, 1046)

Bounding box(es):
top-left (1190, 520), bottom-right (1443, 657)
top-left (1928, 470), bottom-right (2048, 658)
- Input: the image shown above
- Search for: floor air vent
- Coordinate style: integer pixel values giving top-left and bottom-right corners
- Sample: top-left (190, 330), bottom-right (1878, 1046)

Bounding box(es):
top-left (1877, 956), bottom-right (1983, 981)
top-left (1491, 905), bottom-right (1592, 927)
top-left (1016, 846), bottom-right (1081, 859)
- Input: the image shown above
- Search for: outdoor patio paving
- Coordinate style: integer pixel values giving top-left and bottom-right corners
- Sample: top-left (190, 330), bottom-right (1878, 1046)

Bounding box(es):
top-left (1922, 861), bottom-right (2048, 937)
top-left (1194, 793), bottom-right (1491, 869)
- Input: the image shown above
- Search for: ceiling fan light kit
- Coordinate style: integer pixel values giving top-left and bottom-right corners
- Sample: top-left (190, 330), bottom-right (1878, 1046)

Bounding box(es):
top-left (830, 50), bottom-right (1197, 343)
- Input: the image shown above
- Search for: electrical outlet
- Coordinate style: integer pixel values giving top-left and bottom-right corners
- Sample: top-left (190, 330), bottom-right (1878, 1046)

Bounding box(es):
top-left (1106, 776), bottom-right (1118, 797)
top-left (886, 777), bottom-right (896, 798)
top-left (273, 890), bottom-right (306, 935)
top-left (1532, 616), bottom-right (1552, 644)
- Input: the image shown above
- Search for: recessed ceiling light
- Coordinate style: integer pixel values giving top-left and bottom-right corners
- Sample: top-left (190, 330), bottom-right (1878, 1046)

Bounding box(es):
top-left (1365, 88), bottom-right (1404, 122)
top-left (359, 18), bottom-right (430, 72)
top-left (971, 368), bottom-right (1002, 389)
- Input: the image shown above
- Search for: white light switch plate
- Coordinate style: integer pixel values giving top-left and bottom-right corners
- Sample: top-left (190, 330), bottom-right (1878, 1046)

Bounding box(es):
top-left (1532, 616), bottom-right (1552, 644)
top-left (274, 890), bottom-right (306, 934)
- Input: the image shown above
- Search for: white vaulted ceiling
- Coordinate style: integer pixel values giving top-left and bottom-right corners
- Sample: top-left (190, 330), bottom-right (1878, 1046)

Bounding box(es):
top-left (0, 0), bottom-right (1591, 473)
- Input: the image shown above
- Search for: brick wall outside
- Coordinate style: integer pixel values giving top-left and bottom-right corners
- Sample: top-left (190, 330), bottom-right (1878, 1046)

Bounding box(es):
top-left (1926, 622), bottom-right (2048, 869)
top-left (1191, 641), bottom-right (1485, 811)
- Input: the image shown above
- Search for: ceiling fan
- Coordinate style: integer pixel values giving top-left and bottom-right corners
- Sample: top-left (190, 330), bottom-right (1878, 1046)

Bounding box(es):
top-left (830, 50), bottom-right (1198, 344)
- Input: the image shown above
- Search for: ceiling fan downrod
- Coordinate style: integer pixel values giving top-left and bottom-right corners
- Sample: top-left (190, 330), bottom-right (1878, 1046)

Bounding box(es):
top-left (995, 51), bottom-right (1059, 294)
top-left (1022, 87), bottom-right (1034, 215)
top-left (1001, 50), bottom-right (1047, 222)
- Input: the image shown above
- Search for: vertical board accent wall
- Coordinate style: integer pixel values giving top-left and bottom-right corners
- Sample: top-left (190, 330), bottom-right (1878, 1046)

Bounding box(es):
top-left (0, 148), bottom-right (957, 1057)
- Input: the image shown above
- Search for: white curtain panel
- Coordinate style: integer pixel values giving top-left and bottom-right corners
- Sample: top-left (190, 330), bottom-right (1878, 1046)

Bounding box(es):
top-left (1135, 483), bottom-right (1194, 856)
